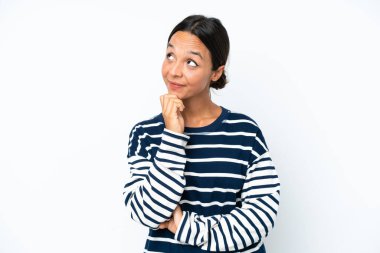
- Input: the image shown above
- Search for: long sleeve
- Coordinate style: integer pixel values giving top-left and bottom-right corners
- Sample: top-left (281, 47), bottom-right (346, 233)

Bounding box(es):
top-left (173, 127), bottom-right (280, 252)
top-left (123, 124), bottom-right (190, 229)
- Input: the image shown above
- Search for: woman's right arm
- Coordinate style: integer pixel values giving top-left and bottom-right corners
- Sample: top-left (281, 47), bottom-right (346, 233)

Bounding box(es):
top-left (123, 93), bottom-right (188, 229)
top-left (123, 124), bottom-right (189, 229)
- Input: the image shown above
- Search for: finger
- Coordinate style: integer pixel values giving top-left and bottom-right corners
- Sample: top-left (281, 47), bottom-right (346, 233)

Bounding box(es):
top-left (159, 221), bottom-right (169, 229)
top-left (163, 95), bottom-right (184, 115)
top-left (172, 100), bottom-right (183, 111)
top-left (163, 94), bottom-right (182, 106)
top-left (176, 100), bottom-right (185, 111)
top-left (171, 100), bottom-right (185, 117)
top-left (168, 98), bottom-right (184, 112)
top-left (173, 98), bottom-right (185, 111)
top-left (167, 98), bottom-right (178, 118)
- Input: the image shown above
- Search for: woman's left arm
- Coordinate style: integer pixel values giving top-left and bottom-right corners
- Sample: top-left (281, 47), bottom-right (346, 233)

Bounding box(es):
top-left (170, 128), bottom-right (281, 252)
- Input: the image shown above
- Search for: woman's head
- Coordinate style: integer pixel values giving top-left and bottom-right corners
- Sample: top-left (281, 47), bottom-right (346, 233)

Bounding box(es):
top-left (162, 15), bottom-right (230, 99)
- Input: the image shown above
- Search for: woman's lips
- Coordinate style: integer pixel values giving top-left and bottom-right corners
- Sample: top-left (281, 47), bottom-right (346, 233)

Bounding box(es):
top-left (168, 82), bottom-right (185, 90)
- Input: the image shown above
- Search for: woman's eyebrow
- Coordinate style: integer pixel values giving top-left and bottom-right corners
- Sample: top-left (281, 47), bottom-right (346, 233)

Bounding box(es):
top-left (167, 42), bottom-right (204, 60)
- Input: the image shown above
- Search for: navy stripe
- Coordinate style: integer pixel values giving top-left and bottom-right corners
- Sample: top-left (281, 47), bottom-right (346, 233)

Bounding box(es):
top-left (176, 211), bottom-right (188, 241)
top-left (242, 183), bottom-right (281, 193)
top-left (207, 219), bottom-right (211, 251)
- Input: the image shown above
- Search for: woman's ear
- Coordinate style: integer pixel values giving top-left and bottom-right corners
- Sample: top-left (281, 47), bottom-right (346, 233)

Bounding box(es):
top-left (211, 65), bottom-right (225, 82)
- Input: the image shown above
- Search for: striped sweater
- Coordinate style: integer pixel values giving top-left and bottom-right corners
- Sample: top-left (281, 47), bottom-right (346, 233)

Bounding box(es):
top-left (123, 106), bottom-right (280, 252)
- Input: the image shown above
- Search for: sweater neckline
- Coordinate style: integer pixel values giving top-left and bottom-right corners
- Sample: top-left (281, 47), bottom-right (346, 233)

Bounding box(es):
top-left (158, 106), bottom-right (230, 133)
top-left (184, 105), bottom-right (229, 133)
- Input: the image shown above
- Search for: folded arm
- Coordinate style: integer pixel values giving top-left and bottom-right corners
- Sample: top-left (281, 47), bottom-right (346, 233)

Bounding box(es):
top-left (123, 125), bottom-right (189, 229)
top-left (174, 128), bottom-right (280, 251)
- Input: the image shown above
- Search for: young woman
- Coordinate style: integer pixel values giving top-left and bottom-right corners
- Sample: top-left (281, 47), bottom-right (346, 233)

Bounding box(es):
top-left (123, 15), bottom-right (280, 253)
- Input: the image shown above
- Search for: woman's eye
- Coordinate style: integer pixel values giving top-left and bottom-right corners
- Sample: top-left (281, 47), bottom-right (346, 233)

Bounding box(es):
top-left (187, 60), bottom-right (198, 67)
top-left (166, 53), bottom-right (174, 60)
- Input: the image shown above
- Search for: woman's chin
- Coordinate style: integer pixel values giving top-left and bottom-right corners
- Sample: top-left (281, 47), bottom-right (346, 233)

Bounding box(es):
top-left (167, 90), bottom-right (185, 99)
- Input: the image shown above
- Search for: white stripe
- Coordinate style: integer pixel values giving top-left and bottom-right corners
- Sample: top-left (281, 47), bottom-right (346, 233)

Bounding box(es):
top-left (129, 160), bottom-right (151, 169)
top-left (185, 143), bottom-right (252, 150)
top-left (184, 131), bottom-right (257, 137)
top-left (184, 186), bottom-right (239, 193)
top-left (160, 142), bottom-right (186, 155)
top-left (243, 178), bottom-right (279, 190)
top-left (256, 160), bottom-right (275, 169)
top-left (179, 200), bottom-right (236, 207)
top-left (161, 132), bottom-right (188, 147)
top-left (184, 172), bottom-right (245, 180)
top-left (128, 155), bottom-right (147, 163)
top-left (188, 213), bottom-right (198, 246)
top-left (154, 160), bottom-right (185, 170)
top-left (140, 122), bottom-right (164, 128)
top-left (186, 157), bottom-right (248, 166)
top-left (222, 119), bottom-right (258, 127)
top-left (243, 186), bottom-right (281, 196)
top-left (250, 169), bottom-right (276, 178)
top-left (155, 150), bottom-right (186, 164)
top-left (248, 159), bottom-right (275, 172)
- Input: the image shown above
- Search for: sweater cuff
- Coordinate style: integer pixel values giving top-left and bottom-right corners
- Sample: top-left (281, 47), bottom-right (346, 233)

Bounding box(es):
top-left (162, 128), bottom-right (190, 146)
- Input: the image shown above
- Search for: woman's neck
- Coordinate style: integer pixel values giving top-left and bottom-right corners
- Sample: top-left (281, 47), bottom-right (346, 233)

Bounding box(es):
top-left (182, 95), bottom-right (221, 128)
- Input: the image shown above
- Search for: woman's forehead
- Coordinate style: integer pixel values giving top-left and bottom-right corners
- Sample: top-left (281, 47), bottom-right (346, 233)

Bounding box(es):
top-left (168, 31), bottom-right (210, 58)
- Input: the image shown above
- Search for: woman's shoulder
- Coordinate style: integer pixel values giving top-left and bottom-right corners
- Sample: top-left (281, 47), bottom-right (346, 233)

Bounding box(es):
top-left (224, 107), bottom-right (270, 152)
top-left (223, 107), bottom-right (262, 133)
top-left (128, 111), bottom-right (165, 135)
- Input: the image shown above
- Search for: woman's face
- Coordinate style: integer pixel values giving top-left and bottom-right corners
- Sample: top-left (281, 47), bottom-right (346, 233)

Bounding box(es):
top-left (161, 31), bottom-right (219, 100)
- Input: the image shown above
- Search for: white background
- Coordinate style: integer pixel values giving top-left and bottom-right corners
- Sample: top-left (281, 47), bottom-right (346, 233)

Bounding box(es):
top-left (1, 0), bottom-right (379, 252)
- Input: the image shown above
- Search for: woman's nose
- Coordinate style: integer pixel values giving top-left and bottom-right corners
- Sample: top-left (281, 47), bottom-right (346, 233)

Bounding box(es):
top-left (169, 62), bottom-right (183, 77)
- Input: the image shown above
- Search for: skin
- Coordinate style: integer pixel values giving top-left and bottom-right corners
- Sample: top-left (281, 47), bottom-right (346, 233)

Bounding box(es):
top-left (158, 31), bottom-right (225, 233)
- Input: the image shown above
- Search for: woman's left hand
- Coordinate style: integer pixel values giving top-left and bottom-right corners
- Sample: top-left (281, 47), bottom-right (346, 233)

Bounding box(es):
top-left (158, 205), bottom-right (183, 234)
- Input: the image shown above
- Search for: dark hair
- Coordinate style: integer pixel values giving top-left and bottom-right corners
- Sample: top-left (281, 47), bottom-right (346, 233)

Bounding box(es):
top-left (168, 15), bottom-right (230, 90)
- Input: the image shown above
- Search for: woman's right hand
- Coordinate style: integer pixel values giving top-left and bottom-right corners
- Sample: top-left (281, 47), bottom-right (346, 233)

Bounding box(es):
top-left (160, 94), bottom-right (185, 134)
